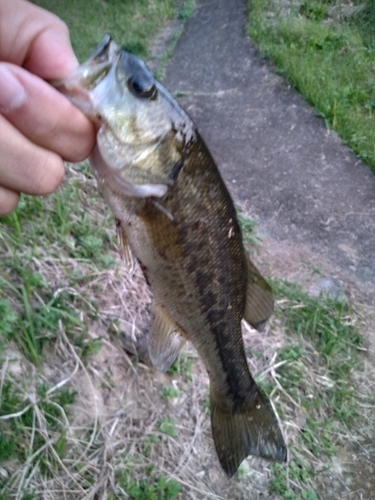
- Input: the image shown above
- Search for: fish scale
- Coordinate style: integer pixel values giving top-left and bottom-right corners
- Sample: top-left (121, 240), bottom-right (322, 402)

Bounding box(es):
top-left (53, 34), bottom-right (287, 476)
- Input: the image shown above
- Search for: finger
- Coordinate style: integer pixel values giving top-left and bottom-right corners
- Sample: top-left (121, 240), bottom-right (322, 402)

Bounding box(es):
top-left (0, 64), bottom-right (96, 162)
top-left (0, 185), bottom-right (20, 216)
top-left (0, 114), bottom-right (65, 196)
top-left (0, 0), bottom-right (78, 78)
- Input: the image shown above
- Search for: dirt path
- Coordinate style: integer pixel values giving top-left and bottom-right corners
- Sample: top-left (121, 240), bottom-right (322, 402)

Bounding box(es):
top-left (163, 0), bottom-right (375, 309)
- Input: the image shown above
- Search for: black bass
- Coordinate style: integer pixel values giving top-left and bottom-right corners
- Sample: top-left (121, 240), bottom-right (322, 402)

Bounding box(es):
top-left (53, 35), bottom-right (287, 476)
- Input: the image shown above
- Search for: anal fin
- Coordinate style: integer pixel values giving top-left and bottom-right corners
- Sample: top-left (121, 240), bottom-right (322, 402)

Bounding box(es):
top-left (149, 304), bottom-right (186, 372)
top-left (244, 257), bottom-right (274, 332)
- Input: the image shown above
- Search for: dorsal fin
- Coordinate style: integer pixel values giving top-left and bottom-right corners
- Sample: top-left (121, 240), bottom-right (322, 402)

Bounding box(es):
top-left (244, 257), bottom-right (274, 331)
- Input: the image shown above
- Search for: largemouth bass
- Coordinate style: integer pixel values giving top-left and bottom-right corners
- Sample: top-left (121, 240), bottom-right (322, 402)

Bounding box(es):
top-left (54, 35), bottom-right (287, 476)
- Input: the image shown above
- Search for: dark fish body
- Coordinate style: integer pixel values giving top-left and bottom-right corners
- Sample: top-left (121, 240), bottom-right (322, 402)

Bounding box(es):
top-left (53, 36), bottom-right (287, 476)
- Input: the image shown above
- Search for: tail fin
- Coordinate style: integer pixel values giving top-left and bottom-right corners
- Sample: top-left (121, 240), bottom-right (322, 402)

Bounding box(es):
top-left (210, 385), bottom-right (287, 477)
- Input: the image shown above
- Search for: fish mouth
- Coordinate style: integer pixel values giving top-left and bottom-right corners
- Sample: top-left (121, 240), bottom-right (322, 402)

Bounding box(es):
top-left (51, 35), bottom-right (119, 116)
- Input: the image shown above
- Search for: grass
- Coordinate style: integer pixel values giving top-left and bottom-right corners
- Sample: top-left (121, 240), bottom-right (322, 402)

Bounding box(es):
top-left (0, 380), bottom-right (76, 466)
top-left (158, 418), bottom-right (178, 437)
top-left (32, 0), bottom-right (176, 61)
top-left (0, 190), bottom-right (108, 492)
top-left (166, 353), bottom-right (195, 381)
top-left (112, 468), bottom-right (181, 500)
top-left (248, 0), bottom-right (375, 171)
top-left (159, 386), bottom-right (181, 400)
top-left (236, 206), bottom-right (259, 247)
top-left (0, 163), bottom-right (112, 365)
top-left (260, 278), bottom-right (371, 499)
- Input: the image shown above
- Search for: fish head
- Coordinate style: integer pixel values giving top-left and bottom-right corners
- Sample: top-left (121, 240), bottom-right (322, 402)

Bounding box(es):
top-left (53, 35), bottom-right (194, 168)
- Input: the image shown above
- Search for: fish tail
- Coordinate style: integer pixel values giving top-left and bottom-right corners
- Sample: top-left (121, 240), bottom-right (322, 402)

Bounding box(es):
top-left (210, 384), bottom-right (287, 476)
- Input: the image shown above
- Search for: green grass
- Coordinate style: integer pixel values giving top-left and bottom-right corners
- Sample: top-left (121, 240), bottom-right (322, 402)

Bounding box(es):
top-left (166, 353), bottom-right (195, 381)
top-left (248, 0), bottom-right (375, 170)
top-left (112, 467), bottom-right (181, 500)
top-left (159, 386), bottom-right (181, 400)
top-left (263, 278), bottom-right (367, 499)
top-left (0, 165), bottom-right (112, 495)
top-left (158, 418), bottom-right (178, 437)
top-left (32, 0), bottom-right (176, 60)
top-left (0, 374), bottom-right (77, 494)
top-left (0, 164), bottom-right (111, 365)
top-left (236, 206), bottom-right (259, 247)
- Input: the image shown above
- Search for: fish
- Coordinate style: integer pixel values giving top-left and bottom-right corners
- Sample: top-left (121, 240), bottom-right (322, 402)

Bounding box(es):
top-left (53, 35), bottom-right (287, 476)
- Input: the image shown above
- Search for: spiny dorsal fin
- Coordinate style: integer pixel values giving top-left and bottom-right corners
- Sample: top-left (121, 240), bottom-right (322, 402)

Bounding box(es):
top-left (149, 304), bottom-right (186, 372)
top-left (244, 257), bottom-right (274, 331)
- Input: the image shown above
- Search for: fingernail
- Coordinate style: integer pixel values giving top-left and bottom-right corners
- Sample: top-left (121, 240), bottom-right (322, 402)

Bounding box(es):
top-left (0, 65), bottom-right (27, 114)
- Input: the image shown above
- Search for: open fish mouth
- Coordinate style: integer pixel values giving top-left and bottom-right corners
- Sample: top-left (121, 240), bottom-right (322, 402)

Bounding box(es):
top-left (51, 35), bottom-right (119, 117)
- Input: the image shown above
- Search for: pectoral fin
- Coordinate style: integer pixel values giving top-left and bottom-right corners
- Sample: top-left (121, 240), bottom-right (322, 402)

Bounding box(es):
top-left (149, 305), bottom-right (186, 372)
top-left (244, 258), bottom-right (274, 331)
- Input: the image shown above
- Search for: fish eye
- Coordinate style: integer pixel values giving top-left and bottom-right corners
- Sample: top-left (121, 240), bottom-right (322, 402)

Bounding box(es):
top-left (127, 75), bottom-right (157, 100)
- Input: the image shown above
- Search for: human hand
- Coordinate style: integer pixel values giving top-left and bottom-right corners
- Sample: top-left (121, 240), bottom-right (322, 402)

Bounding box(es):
top-left (0, 0), bottom-right (96, 215)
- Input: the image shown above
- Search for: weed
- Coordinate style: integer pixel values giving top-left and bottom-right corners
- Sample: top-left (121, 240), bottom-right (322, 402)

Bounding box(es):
top-left (159, 386), bottom-right (180, 400)
top-left (177, 0), bottom-right (195, 21)
top-left (80, 337), bottom-right (102, 359)
top-left (270, 459), bottom-right (319, 500)
top-left (115, 470), bottom-right (181, 500)
top-left (158, 418), bottom-right (177, 437)
top-left (142, 433), bottom-right (161, 457)
top-left (166, 353), bottom-right (195, 381)
top-left (236, 206), bottom-right (259, 246)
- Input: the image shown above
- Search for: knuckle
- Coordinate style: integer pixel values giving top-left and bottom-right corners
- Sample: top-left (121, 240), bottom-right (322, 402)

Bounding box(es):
top-left (32, 153), bottom-right (65, 194)
top-left (62, 120), bottom-right (96, 162)
top-left (45, 11), bottom-right (70, 38)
